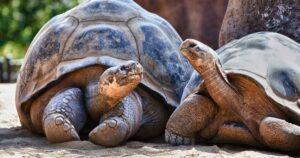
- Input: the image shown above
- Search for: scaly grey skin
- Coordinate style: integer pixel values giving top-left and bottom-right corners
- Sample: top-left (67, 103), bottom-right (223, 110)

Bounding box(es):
top-left (86, 61), bottom-right (146, 146)
top-left (88, 86), bottom-right (170, 147)
top-left (85, 61), bottom-right (143, 121)
top-left (42, 60), bottom-right (169, 146)
top-left (43, 61), bottom-right (144, 144)
top-left (89, 92), bottom-right (143, 147)
top-left (166, 39), bottom-right (300, 151)
top-left (166, 94), bottom-right (216, 145)
top-left (43, 88), bottom-right (87, 143)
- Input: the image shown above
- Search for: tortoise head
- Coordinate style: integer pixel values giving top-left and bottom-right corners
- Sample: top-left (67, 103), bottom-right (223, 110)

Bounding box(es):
top-left (180, 39), bottom-right (218, 73)
top-left (100, 61), bottom-right (143, 87)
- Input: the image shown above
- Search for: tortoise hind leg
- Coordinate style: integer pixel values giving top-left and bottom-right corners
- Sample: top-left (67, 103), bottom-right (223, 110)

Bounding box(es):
top-left (88, 92), bottom-right (143, 147)
top-left (260, 117), bottom-right (300, 151)
top-left (165, 94), bottom-right (217, 145)
top-left (210, 122), bottom-right (262, 147)
top-left (43, 88), bottom-right (87, 143)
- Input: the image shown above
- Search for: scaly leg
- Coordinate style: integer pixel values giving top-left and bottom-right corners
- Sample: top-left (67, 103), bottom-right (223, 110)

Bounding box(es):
top-left (43, 88), bottom-right (87, 143)
top-left (165, 93), bottom-right (217, 145)
top-left (211, 122), bottom-right (261, 147)
top-left (85, 61), bottom-right (143, 121)
top-left (260, 117), bottom-right (300, 151)
top-left (89, 92), bottom-right (143, 147)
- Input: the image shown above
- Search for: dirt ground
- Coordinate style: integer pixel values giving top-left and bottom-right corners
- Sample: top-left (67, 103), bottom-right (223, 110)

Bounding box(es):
top-left (0, 83), bottom-right (292, 158)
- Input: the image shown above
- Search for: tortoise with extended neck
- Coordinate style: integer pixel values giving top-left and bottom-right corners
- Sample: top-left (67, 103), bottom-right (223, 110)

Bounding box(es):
top-left (16, 0), bottom-right (192, 147)
top-left (166, 32), bottom-right (300, 151)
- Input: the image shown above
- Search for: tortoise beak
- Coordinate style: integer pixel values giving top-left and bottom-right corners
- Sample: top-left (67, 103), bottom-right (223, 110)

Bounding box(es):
top-left (180, 39), bottom-right (201, 61)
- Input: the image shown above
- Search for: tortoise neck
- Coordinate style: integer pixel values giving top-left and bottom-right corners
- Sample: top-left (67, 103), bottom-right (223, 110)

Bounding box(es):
top-left (199, 60), bottom-right (241, 111)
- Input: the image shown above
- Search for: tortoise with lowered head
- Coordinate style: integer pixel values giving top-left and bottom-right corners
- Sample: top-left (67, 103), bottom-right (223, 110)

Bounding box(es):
top-left (166, 32), bottom-right (300, 151)
top-left (16, 0), bottom-right (192, 147)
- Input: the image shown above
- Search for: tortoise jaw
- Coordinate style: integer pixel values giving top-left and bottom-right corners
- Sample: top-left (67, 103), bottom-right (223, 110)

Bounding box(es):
top-left (180, 39), bottom-right (200, 59)
top-left (115, 61), bottom-right (143, 86)
top-left (180, 39), bottom-right (217, 65)
top-left (180, 48), bottom-right (200, 61)
top-left (181, 46), bottom-right (215, 75)
top-left (180, 42), bottom-right (204, 63)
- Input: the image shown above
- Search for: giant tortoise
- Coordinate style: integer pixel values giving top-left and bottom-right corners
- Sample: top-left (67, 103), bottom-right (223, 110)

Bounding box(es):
top-left (166, 32), bottom-right (300, 151)
top-left (16, 0), bottom-right (192, 147)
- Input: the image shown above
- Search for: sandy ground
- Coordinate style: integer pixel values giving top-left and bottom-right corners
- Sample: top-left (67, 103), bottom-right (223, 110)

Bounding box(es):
top-left (0, 83), bottom-right (293, 158)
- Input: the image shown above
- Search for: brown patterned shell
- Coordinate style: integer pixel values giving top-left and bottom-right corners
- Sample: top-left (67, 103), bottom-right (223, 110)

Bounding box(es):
top-left (16, 0), bottom-right (192, 128)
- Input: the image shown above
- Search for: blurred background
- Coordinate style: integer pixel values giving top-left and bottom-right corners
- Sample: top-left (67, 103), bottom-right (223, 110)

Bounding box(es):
top-left (0, 0), bottom-right (228, 82)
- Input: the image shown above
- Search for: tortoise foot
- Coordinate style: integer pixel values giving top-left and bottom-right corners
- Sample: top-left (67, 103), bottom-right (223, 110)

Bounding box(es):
top-left (260, 117), bottom-right (300, 151)
top-left (165, 129), bottom-right (194, 145)
top-left (42, 88), bottom-right (86, 143)
top-left (89, 93), bottom-right (142, 147)
top-left (89, 118), bottom-right (128, 147)
top-left (43, 113), bottom-right (80, 143)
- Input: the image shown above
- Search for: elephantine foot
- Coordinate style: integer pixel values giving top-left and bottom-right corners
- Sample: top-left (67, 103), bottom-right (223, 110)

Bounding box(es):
top-left (89, 118), bottom-right (129, 147)
top-left (165, 129), bottom-right (194, 145)
top-left (42, 88), bottom-right (86, 143)
top-left (43, 113), bottom-right (80, 143)
top-left (89, 93), bottom-right (143, 147)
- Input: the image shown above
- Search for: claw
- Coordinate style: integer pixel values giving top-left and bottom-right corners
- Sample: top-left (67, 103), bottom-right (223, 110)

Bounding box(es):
top-left (165, 130), bottom-right (194, 146)
top-left (106, 119), bottom-right (117, 128)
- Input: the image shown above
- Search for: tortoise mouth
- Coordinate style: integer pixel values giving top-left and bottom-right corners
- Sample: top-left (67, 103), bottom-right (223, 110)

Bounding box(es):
top-left (116, 72), bottom-right (143, 86)
top-left (180, 47), bottom-right (201, 62)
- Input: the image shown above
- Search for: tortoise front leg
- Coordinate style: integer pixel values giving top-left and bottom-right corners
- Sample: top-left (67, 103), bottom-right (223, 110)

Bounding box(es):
top-left (260, 117), bottom-right (300, 151)
top-left (85, 61), bottom-right (143, 121)
top-left (43, 88), bottom-right (87, 143)
top-left (165, 93), bottom-right (217, 145)
top-left (88, 92), bottom-right (143, 147)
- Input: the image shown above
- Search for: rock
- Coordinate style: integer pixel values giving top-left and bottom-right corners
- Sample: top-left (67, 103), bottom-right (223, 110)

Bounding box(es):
top-left (219, 0), bottom-right (300, 46)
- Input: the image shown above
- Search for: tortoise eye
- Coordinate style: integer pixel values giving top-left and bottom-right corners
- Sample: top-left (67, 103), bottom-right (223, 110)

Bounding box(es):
top-left (188, 43), bottom-right (197, 48)
top-left (120, 66), bottom-right (128, 71)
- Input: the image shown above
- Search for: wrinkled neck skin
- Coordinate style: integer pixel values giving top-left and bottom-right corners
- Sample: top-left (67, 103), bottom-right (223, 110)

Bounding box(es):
top-left (196, 60), bottom-right (241, 111)
top-left (197, 60), bottom-right (266, 143)
top-left (85, 78), bottom-right (139, 121)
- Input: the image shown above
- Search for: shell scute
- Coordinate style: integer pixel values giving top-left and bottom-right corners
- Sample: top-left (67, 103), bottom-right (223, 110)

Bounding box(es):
top-left (63, 23), bottom-right (138, 61)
